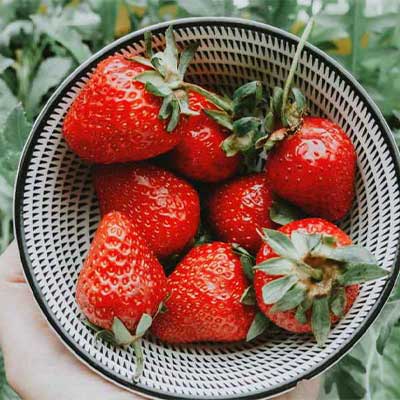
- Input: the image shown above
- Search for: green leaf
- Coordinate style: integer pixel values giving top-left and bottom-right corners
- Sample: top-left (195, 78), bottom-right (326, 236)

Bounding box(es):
top-left (240, 255), bottom-right (255, 282)
top-left (307, 234), bottom-right (324, 252)
top-left (0, 79), bottom-right (18, 128)
top-left (376, 300), bottom-right (400, 355)
top-left (290, 231), bottom-right (309, 258)
top-left (178, 41), bottom-right (199, 78)
top-left (290, 87), bottom-right (306, 110)
top-left (330, 287), bottom-right (346, 318)
top-left (271, 283), bottom-right (306, 312)
top-left (0, 175), bottom-right (13, 217)
top-left (176, 90), bottom-right (198, 116)
top-left (89, 0), bottom-right (119, 45)
top-left (232, 117), bottom-right (260, 137)
top-left (164, 25), bottom-right (178, 74)
top-left (221, 131), bottom-right (254, 156)
top-left (31, 15), bottom-right (91, 63)
top-left (203, 109), bottom-right (233, 130)
top-left (14, 0), bottom-right (40, 18)
top-left (26, 56), bottom-right (73, 117)
top-left (325, 245), bottom-right (376, 264)
top-left (271, 86), bottom-right (284, 117)
top-left (0, 55), bottom-right (14, 74)
top-left (178, 0), bottom-right (236, 17)
top-left (184, 82), bottom-right (232, 113)
top-left (134, 70), bottom-right (167, 87)
top-left (295, 297), bottom-right (313, 324)
top-left (240, 286), bottom-right (256, 305)
top-left (312, 297), bottom-right (331, 346)
top-left (232, 80), bottom-right (263, 117)
top-left (262, 275), bottom-right (298, 304)
top-left (344, 354), bottom-right (367, 374)
top-left (324, 368), bottom-right (366, 399)
top-left (263, 111), bottom-right (275, 134)
top-left (0, 103), bottom-right (31, 187)
top-left (261, 228), bottom-right (299, 260)
top-left (246, 311), bottom-right (270, 341)
top-left (135, 313), bottom-right (152, 337)
top-left (337, 263), bottom-right (388, 285)
top-left (159, 94), bottom-right (173, 120)
top-left (145, 81), bottom-right (172, 98)
top-left (0, 20), bottom-right (33, 48)
top-left (129, 55), bottom-right (154, 69)
top-left (269, 198), bottom-right (305, 226)
top-left (167, 99), bottom-right (180, 132)
top-left (61, 3), bottom-right (101, 41)
top-left (255, 257), bottom-right (294, 275)
top-left (111, 318), bottom-right (134, 346)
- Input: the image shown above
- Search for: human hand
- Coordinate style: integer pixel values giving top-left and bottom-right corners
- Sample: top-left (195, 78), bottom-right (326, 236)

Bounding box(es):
top-left (0, 242), bottom-right (320, 400)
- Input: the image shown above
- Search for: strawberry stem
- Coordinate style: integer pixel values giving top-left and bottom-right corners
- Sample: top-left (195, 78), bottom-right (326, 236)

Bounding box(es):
top-left (281, 17), bottom-right (314, 126)
top-left (297, 261), bottom-right (323, 281)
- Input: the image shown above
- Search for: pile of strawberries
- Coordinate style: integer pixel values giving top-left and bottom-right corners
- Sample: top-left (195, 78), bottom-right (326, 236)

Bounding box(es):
top-left (63, 25), bottom-right (388, 379)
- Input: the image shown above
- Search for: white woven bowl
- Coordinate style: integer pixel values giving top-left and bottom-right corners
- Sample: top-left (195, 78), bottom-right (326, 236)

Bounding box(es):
top-left (14, 17), bottom-right (400, 400)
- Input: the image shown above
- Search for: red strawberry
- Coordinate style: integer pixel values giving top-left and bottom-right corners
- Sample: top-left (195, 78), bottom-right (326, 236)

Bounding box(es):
top-left (151, 242), bottom-right (256, 343)
top-left (253, 218), bottom-right (387, 344)
top-left (76, 212), bottom-right (167, 331)
top-left (76, 212), bottom-right (167, 379)
top-left (93, 163), bottom-right (200, 259)
top-left (208, 173), bottom-right (275, 253)
top-left (167, 91), bottom-right (240, 182)
top-left (63, 55), bottom-right (185, 163)
top-left (265, 117), bottom-right (356, 220)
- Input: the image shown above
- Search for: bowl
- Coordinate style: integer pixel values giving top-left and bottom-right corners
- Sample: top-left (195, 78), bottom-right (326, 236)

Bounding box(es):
top-left (14, 17), bottom-right (400, 400)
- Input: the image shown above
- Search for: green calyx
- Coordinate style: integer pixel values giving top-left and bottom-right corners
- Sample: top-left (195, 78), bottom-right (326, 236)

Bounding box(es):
top-left (255, 18), bottom-right (314, 153)
top-left (231, 243), bottom-right (272, 342)
top-left (204, 19), bottom-right (315, 164)
top-left (205, 81), bottom-right (266, 160)
top-left (83, 313), bottom-right (153, 381)
top-left (131, 26), bottom-right (231, 132)
top-left (232, 242), bottom-right (256, 282)
top-left (255, 228), bottom-right (389, 346)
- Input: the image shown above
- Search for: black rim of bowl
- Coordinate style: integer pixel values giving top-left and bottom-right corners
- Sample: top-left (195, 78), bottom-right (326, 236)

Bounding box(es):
top-left (13, 17), bottom-right (400, 400)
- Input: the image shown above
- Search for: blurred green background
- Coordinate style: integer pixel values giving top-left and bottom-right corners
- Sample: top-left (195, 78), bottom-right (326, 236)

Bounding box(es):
top-left (0, 0), bottom-right (399, 399)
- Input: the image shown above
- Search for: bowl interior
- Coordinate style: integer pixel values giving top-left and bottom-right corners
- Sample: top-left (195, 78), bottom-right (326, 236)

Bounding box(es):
top-left (15, 18), bottom-right (400, 400)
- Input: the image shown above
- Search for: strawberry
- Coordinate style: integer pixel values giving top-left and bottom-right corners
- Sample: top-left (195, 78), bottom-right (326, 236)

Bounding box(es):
top-left (63, 55), bottom-right (184, 163)
top-left (264, 116), bottom-right (356, 220)
top-left (76, 212), bottom-right (168, 378)
top-left (166, 91), bottom-right (241, 182)
top-left (93, 163), bottom-right (200, 259)
top-left (208, 173), bottom-right (275, 253)
top-left (151, 242), bottom-right (256, 343)
top-left (253, 218), bottom-right (388, 345)
top-left (63, 26), bottom-right (231, 164)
